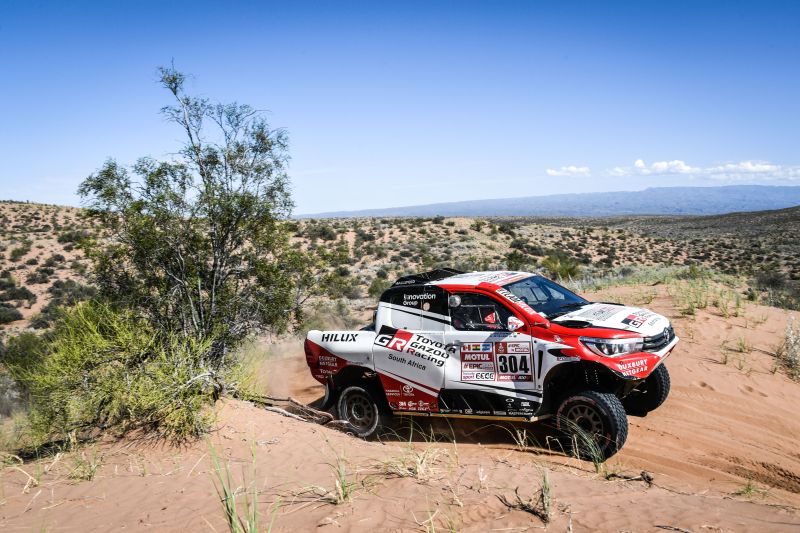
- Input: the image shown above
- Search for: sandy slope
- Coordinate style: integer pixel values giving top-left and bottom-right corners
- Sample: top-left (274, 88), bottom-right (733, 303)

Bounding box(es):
top-left (2, 289), bottom-right (799, 532)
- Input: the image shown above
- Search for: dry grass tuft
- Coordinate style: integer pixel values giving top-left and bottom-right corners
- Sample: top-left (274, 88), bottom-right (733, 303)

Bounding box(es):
top-left (378, 445), bottom-right (445, 481)
top-left (497, 469), bottom-right (552, 524)
top-left (776, 315), bottom-right (800, 380)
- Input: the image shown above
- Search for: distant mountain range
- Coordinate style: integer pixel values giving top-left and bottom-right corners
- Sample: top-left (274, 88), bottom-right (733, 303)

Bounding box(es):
top-left (303, 185), bottom-right (800, 218)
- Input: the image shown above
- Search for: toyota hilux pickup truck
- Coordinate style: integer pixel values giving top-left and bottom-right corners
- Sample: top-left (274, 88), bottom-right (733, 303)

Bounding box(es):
top-left (304, 269), bottom-right (678, 458)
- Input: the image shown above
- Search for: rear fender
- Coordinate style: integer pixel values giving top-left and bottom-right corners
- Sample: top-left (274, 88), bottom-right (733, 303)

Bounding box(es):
top-left (330, 366), bottom-right (391, 413)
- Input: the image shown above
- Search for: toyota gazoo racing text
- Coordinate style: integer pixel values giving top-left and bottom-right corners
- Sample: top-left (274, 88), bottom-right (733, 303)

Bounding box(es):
top-left (304, 269), bottom-right (678, 458)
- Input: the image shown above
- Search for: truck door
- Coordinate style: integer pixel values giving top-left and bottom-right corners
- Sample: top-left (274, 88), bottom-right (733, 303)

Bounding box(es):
top-left (440, 291), bottom-right (538, 417)
top-left (372, 285), bottom-right (447, 413)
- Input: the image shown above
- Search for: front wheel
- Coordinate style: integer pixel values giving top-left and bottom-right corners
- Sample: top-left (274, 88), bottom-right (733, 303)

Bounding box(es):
top-left (623, 364), bottom-right (670, 417)
top-left (556, 390), bottom-right (628, 460)
top-left (336, 386), bottom-right (384, 438)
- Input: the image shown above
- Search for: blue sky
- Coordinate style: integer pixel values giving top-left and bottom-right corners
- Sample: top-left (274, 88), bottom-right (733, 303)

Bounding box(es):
top-left (1, 1), bottom-right (798, 214)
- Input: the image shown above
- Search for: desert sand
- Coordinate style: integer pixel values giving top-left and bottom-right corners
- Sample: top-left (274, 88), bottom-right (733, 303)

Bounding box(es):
top-left (2, 287), bottom-right (799, 532)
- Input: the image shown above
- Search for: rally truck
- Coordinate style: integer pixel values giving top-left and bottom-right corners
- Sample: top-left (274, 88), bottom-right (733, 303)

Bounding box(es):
top-left (304, 269), bottom-right (678, 458)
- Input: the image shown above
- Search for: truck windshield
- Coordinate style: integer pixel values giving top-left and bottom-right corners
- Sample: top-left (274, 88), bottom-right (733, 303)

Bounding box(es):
top-left (502, 276), bottom-right (589, 318)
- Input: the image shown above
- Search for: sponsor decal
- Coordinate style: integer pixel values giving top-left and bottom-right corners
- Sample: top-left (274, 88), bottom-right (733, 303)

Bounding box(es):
top-left (496, 352), bottom-right (533, 382)
top-left (647, 316), bottom-right (664, 326)
top-left (375, 327), bottom-right (450, 368)
top-left (307, 346), bottom-right (347, 382)
top-left (404, 293), bottom-right (436, 301)
top-left (461, 342), bottom-right (493, 353)
top-left (378, 373), bottom-right (439, 412)
top-left (476, 271), bottom-right (529, 285)
top-left (321, 333), bottom-right (358, 342)
top-left (495, 287), bottom-right (537, 316)
top-left (317, 355), bottom-right (341, 375)
top-left (495, 341), bottom-right (530, 354)
top-left (616, 358), bottom-right (649, 376)
top-left (402, 292), bottom-right (436, 307)
top-left (621, 310), bottom-right (656, 328)
top-left (461, 347), bottom-right (497, 381)
top-left (576, 304), bottom-right (623, 322)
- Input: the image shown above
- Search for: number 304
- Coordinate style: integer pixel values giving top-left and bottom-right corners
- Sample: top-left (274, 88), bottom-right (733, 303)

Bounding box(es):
top-left (497, 354), bottom-right (530, 374)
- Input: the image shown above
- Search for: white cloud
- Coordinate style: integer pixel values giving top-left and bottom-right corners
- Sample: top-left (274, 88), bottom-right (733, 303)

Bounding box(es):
top-left (546, 165), bottom-right (591, 177)
top-left (609, 159), bottom-right (800, 181)
top-left (611, 159), bottom-right (699, 176)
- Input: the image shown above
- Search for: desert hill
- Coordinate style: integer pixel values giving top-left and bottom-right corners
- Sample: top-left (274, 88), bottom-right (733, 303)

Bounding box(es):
top-left (305, 185), bottom-right (800, 218)
top-left (1, 201), bottom-right (798, 334)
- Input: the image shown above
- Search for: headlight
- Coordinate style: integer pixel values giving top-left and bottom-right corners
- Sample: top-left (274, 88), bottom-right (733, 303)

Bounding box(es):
top-left (580, 336), bottom-right (643, 357)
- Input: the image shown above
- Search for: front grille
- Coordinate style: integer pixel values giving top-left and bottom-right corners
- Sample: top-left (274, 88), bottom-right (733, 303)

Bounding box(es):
top-left (643, 325), bottom-right (675, 352)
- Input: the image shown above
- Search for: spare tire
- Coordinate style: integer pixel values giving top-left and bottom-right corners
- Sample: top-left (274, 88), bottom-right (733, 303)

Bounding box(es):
top-left (556, 390), bottom-right (628, 460)
top-left (622, 364), bottom-right (670, 417)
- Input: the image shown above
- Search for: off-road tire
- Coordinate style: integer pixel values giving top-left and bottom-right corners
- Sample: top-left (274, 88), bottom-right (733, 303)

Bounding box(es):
top-left (622, 364), bottom-right (670, 417)
top-left (337, 386), bottom-right (384, 438)
top-left (556, 390), bottom-right (628, 460)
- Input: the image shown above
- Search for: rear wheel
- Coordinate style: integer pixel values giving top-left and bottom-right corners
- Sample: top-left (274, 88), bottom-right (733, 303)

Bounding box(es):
top-left (623, 364), bottom-right (670, 416)
top-left (337, 386), bottom-right (384, 438)
top-left (556, 390), bottom-right (628, 460)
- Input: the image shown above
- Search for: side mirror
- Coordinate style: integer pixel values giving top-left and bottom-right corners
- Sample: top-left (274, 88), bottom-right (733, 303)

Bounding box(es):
top-left (507, 316), bottom-right (524, 332)
top-left (448, 295), bottom-right (462, 308)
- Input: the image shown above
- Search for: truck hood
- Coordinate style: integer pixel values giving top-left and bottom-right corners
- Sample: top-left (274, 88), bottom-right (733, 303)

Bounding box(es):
top-left (552, 302), bottom-right (670, 337)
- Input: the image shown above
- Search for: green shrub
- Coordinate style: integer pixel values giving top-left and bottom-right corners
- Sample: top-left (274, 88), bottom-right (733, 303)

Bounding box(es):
top-left (1, 331), bottom-right (47, 373)
top-left (0, 276), bottom-right (16, 291)
top-left (0, 286), bottom-right (36, 304)
top-left (57, 229), bottom-right (90, 244)
top-left (368, 277), bottom-right (391, 298)
top-left (306, 224), bottom-right (337, 241)
top-left (755, 268), bottom-right (786, 291)
top-left (0, 304), bottom-right (23, 324)
top-left (9, 245), bottom-right (29, 262)
top-left (342, 281), bottom-right (363, 299)
top-left (5, 302), bottom-right (219, 446)
top-left (677, 263), bottom-right (709, 280)
top-left (43, 253), bottom-right (66, 267)
top-left (505, 250), bottom-right (532, 271)
top-left (31, 280), bottom-right (97, 329)
top-left (541, 253), bottom-right (581, 280)
top-left (25, 270), bottom-right (50, 284)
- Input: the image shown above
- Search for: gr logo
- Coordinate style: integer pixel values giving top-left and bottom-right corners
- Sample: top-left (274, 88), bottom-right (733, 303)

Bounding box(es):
top-left (375, 329), bottom-right (414, 351)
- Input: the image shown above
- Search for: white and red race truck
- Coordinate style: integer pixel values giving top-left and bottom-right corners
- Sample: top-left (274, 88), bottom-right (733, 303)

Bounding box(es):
top-left (305, 269), bottom-right (677, 458)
